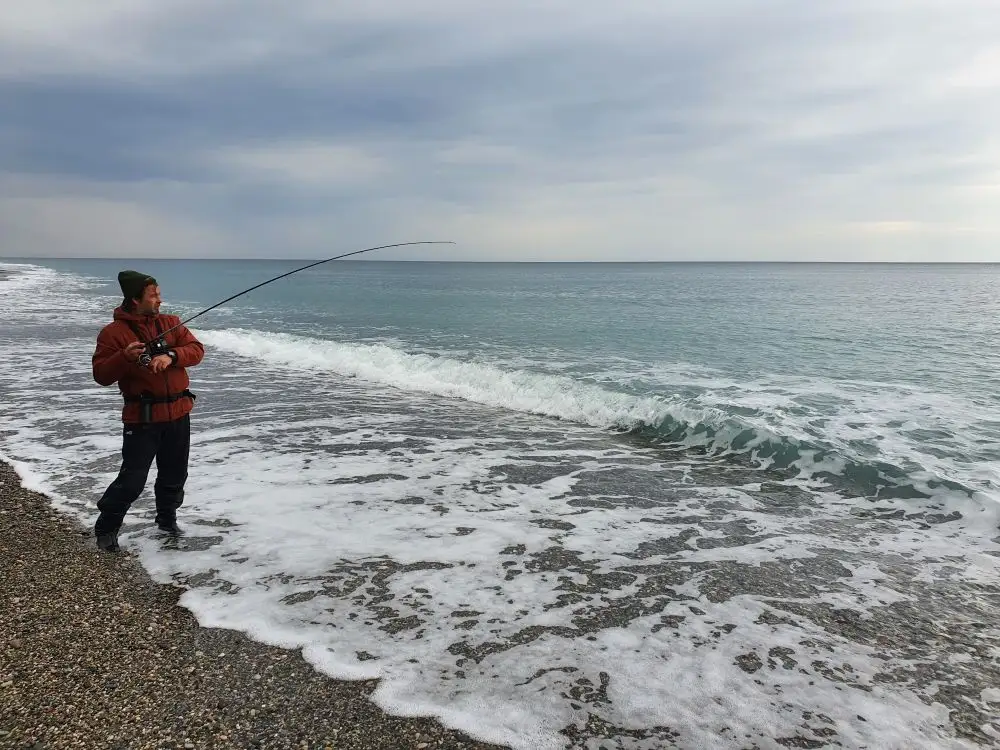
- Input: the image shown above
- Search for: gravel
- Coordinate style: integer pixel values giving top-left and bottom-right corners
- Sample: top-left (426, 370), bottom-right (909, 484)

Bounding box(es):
top-left (0, 459), bottom-right (508, 750)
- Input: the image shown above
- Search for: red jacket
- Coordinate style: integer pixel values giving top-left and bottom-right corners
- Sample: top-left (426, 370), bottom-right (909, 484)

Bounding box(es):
top-left (92, 307), bottom-right (205, 424)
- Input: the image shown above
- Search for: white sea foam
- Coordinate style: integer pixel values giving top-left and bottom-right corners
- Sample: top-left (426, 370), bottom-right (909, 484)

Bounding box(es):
top-left (198, 327), bottom-right (1000, 518)
top-left (198, 328), bottom-right (705, 431)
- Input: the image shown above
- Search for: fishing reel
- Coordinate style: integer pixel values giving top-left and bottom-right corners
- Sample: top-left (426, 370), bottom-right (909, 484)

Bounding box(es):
top-left (138, 337), bottom-right (171, 367)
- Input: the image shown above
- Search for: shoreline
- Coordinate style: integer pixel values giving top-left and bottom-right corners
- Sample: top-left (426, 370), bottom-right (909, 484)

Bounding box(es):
top-left (0, 458), bottom-right (509, 750)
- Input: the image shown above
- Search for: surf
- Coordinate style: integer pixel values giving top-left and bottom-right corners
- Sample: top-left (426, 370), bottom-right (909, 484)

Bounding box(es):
top-left (199, 327), bottom-right (992, 512)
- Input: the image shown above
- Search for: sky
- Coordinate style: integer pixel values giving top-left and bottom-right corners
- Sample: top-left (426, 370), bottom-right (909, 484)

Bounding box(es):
top-left (2, 1), bottom-right (1000, 262)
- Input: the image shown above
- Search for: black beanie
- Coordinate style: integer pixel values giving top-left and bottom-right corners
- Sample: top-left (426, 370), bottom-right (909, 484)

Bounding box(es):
top-left (118, 270), bottom-right (157, 302)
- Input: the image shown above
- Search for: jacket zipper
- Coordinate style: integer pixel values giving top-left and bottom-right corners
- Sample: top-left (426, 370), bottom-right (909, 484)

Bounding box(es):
top-left (158, 318), bottom-right (172, 421)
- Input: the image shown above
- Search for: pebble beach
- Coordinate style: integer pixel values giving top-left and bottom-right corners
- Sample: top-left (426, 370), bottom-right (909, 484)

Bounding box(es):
top-left (0, 459), bottom-right (507, 750)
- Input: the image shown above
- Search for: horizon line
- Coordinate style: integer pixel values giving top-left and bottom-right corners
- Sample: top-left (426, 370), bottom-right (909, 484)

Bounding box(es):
top-left (1, 257), bottom-right (996, 265)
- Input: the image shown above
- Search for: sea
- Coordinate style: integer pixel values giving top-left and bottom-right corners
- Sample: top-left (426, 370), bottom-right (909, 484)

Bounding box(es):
top-left (1, 258), bottom-right (999, 749)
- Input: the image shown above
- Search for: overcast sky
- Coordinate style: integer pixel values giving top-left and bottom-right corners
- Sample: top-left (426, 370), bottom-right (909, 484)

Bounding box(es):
top-left (2, 1), bottom-right (999, 261)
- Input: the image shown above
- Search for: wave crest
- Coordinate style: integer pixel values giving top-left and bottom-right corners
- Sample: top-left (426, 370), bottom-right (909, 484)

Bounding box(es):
top-left (200, 328), bottom-right (977, 503)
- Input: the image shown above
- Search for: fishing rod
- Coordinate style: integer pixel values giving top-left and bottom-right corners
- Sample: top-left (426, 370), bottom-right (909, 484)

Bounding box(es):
top-left (130, 240), bottom-right (455, 366)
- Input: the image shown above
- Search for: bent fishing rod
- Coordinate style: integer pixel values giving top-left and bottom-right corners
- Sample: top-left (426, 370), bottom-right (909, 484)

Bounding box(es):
top-left (129, 240), bottom-right (455, 365)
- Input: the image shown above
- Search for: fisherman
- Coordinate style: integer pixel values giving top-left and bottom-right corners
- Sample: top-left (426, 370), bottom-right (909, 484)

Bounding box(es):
top-left (91, 271), bottom-right (205, 553)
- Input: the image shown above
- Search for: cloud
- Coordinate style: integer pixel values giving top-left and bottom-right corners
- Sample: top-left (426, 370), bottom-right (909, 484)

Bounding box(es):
top-left (2, 1), bottom-right (1000, 260)
top-left (212, 141), bottom-right (390, 188)
top-left (0, 178), bottom-right (237, 258)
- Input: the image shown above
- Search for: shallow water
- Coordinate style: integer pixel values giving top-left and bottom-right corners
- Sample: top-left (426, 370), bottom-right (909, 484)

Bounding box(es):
top-left (2, 259), bottom-right (999, 748)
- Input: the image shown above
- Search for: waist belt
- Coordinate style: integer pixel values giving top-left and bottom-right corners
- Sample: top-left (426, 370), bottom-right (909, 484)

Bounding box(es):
top-left (123, 389), bottom-right (196, 404)
top-left (123, 389), bottom-right (196, 424)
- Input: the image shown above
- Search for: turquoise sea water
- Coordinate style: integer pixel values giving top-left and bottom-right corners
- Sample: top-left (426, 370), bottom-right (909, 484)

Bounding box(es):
top-left (2, 259), bottom-right (999, 749)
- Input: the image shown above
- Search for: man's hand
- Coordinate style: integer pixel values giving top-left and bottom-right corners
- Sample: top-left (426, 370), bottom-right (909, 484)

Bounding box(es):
top-left (148, 354), bottom-right (173, 373)
top-left (123, 341), bottom-right (146, 363)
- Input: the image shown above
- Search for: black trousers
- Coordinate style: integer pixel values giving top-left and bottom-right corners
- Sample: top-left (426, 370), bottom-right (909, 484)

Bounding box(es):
top-left (94, 415), bottom-right (190, 535)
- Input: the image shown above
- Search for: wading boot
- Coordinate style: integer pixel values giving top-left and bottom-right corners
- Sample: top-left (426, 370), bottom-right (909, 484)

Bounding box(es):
top-left (155, 518), bottom-right (184, 537)
top-left (96, 531), bottom-right (120, 553)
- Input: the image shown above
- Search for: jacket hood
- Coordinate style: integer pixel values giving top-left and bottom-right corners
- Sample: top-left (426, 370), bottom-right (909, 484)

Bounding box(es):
top-left (113, 306), bottom-right (161, 323)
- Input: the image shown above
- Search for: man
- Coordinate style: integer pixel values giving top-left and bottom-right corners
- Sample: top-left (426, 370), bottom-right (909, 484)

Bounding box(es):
top-left (91, 270), bottom-right (205, 553)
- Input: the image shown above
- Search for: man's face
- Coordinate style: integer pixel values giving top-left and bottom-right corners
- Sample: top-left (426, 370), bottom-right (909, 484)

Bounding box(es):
top-left (135, 284), bottom-right (162, 315)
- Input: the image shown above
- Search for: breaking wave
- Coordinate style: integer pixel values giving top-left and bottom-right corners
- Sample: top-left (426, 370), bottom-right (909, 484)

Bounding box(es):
top-left (200, 328), bottom-right (988, 506)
